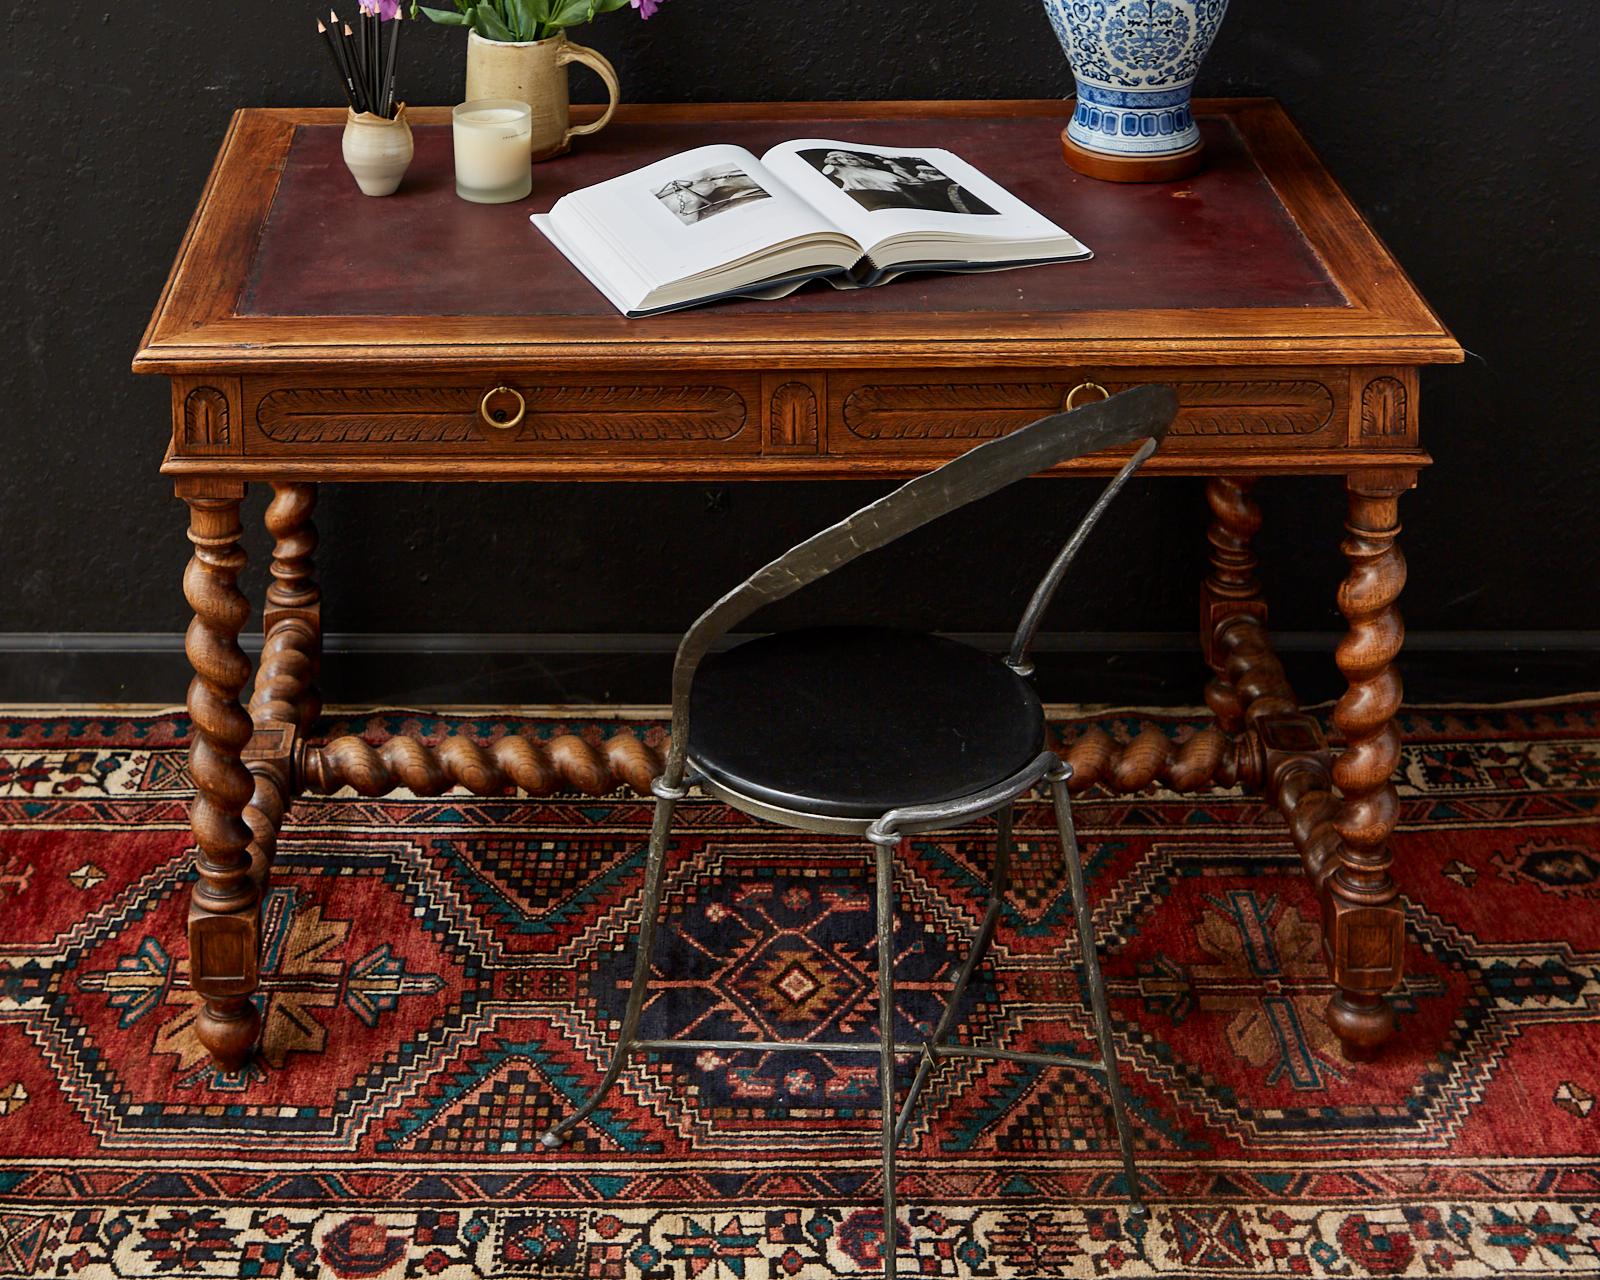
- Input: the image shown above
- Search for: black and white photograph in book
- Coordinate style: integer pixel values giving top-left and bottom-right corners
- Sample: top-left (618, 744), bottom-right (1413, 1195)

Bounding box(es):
top-left (797, 148), bottom-right (999, 215)
top-left (653, 164), bottom-right (772, 225)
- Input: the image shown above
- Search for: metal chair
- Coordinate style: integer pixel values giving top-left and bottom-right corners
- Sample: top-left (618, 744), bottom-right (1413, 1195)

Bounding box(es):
top-left (541, 384), bottom-right (1179, 1276)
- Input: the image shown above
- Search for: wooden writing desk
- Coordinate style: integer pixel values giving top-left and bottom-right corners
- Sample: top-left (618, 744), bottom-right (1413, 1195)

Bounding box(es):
top-left (135, 99), bottom-right (1462, 1072)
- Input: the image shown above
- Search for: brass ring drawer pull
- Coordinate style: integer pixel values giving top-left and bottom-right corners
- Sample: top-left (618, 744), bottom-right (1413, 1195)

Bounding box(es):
top-left (1065, 380), bottom-right (1110, 411)
top-left (479, 385), bottom-right (526, 430)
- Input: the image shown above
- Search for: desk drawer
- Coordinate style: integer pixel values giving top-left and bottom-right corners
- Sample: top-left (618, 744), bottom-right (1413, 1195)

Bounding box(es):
top-left (827, 369), bottom-right (1350, 455)
top-left (241, 374), bottom-right (763, 458)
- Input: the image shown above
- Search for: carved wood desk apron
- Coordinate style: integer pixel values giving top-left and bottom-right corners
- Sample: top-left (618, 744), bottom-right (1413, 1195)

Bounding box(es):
top-left (135, 99), bottom-right (1462, 1071)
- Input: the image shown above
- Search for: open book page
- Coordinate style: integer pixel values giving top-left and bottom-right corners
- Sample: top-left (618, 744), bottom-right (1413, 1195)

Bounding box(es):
top-left (539, 144), bottom-right (861, 312)
top-left (760, 139), bottom-right (1089, 270)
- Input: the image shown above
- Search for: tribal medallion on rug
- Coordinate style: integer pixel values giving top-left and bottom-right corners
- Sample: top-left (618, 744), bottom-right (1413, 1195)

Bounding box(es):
top-left (0, 699), bottom-right (1597, 1278)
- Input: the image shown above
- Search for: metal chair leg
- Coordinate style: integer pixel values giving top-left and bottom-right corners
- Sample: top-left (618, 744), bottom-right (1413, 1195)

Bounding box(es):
top-left (995, 799), bottom-right (1016, 897)
top-left (892, 804), bottom-right (1014, 1148)
top-left (541, 780), bottom-right (682, 1149)
top-left (871, 832), bottom-right (902, 1279)
top-left (1047, 769), bottom-right (1147, 1218)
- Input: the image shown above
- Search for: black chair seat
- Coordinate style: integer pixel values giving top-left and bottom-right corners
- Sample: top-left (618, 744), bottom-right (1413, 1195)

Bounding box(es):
top-left (688, 627), bottom-right (1046, 820)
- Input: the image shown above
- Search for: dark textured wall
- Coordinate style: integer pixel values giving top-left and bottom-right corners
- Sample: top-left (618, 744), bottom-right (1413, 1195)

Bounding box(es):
top-left (4, 1), bottom-right (1597, 701)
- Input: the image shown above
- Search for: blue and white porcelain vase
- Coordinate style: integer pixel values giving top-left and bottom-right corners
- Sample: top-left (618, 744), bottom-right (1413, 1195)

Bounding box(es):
top-left (1043, 0), bottom-right (1230, 181)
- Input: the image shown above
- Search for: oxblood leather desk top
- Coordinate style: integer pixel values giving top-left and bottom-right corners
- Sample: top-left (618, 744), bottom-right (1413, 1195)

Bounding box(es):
top-left (136, 99), bottom-right (1459, 380)
top-left (242, 115), bottom-right (1341, 318)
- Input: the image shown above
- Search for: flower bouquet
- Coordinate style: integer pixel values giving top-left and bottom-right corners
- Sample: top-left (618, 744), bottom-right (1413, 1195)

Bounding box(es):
top-left (412, 0), bottom-right (658, 42)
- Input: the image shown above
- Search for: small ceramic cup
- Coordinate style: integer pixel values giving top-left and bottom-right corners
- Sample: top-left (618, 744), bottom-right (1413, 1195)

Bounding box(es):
top-left (452, 99), bottom-right (534, 204)
top-left (341, 104), bottom-right (414, 197)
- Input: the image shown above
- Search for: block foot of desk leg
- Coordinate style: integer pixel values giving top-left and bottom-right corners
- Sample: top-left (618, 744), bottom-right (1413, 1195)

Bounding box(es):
top-left (195, 993), bottom-right (262, 1074)
top-left (1326, 990), bottom-right (1395, 1063)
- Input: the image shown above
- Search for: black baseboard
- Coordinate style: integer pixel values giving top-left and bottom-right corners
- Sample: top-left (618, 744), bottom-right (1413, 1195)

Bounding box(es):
top-left (1, 632), bottom-right (1596, 708)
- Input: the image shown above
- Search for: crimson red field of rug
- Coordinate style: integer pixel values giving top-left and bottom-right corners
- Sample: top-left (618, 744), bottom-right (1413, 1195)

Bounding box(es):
top-left (0, 699), bottom-right (1597, 1278)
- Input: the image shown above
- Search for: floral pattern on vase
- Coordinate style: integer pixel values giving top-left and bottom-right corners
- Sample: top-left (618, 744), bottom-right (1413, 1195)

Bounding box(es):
top-left (1043, 0), bottom-right (1230, 160)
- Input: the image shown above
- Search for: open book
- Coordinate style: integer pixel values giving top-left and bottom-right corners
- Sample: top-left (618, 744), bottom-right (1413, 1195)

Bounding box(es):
top-left (531, 139), bottom-right (1091, 316)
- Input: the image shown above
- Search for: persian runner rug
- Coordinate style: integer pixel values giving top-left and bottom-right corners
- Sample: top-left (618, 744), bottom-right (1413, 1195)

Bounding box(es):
top-left (0, 699), bottom-right (1597, 1279)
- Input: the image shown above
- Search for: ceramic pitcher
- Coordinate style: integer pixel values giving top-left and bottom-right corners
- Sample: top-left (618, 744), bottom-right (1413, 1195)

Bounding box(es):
top-left (465, 29), bottom-right (620, 161)
top-left (1041, 0), bottom-right (1230, 181)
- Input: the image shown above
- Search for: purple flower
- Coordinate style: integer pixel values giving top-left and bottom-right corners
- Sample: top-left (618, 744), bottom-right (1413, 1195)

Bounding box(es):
top-left (631, 0), bottom-right (662, 18)
top-left (359, 0), bottom-right (403, 18)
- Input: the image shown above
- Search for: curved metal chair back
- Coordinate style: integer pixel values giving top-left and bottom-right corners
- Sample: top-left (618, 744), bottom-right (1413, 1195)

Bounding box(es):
top-left (661, 383), bottom-right (1180, 785)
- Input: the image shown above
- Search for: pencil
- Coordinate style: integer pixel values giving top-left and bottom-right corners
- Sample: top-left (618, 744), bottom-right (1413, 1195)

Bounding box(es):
top-left (341, 22), bottom-right (371, 112)
top-left (365, 12), bottom-right (380, 117)
top-left (329, 11), bottom-right (367, 112)
top-left (317, 18), bottom-right (359, 111)
top-left (355, 11), bottom-right (370, 114)
top-left (380, 11), bottom-right (402, 118)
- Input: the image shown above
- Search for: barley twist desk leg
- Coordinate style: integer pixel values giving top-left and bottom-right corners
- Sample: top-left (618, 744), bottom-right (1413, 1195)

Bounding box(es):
top-left (1200, 477), bottom-right (1270, 733)
top-left (1324, 468), bottom-right (1413, 1059)
top-left (178, 477), bottom-right (261, 1071)
top-left (243, 483), bottom-right (321, 876)
top-left (261, 483), bottom-right (321, 731)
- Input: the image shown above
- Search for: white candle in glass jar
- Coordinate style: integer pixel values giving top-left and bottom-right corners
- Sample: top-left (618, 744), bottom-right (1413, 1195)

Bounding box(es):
top-left (453, 99), bottom-right (533, 204)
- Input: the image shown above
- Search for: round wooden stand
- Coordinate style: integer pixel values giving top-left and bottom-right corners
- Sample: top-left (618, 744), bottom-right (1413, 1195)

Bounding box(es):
top-left (1061, 128), bottom-right (1204, 183)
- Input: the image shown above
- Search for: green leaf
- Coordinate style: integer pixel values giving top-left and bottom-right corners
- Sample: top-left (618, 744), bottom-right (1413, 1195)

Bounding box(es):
top-left (508, 0), bottom-right (547, 38)
top-left (587, 0), bottom-right (630, 14)
top-left (544, 0), bottom-right (594, 27)
top-left (473, 2), bottom-right (516, 39)
top-left (418, 5), bottom-right (470, 22)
